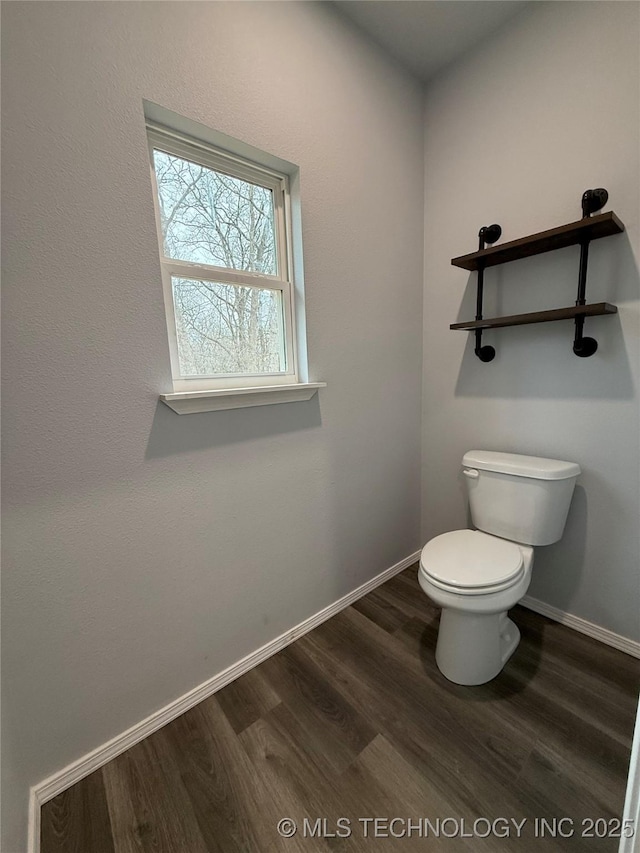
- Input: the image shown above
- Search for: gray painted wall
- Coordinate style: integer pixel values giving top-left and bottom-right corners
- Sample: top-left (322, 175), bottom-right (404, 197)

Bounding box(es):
top-left (1, 4), bottom-right (425, 849)
top-left (422, 2), bottom-right (639, 641)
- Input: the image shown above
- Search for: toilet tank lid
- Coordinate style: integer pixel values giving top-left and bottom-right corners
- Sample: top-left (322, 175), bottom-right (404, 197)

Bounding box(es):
top-left (463, 451), bottom-right (581, 480)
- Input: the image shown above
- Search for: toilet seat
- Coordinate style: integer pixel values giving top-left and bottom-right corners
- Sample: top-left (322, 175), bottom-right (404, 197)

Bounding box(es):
top-left (420, 530), bottom-right (524, 595)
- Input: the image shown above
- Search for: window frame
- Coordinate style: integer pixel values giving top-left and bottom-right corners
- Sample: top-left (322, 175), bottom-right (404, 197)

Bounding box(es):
top-left (147, 122), bottom-right (299, 392)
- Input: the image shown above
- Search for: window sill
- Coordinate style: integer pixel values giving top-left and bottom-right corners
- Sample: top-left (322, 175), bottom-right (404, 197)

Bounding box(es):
top-left (160, 382), bottom-right (326, 414)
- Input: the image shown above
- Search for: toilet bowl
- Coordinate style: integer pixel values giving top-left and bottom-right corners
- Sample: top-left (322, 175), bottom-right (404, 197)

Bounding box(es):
top-left (419, 530), bottom-right (534, 685)
top-left (419, 451), bottom-right (580, 686)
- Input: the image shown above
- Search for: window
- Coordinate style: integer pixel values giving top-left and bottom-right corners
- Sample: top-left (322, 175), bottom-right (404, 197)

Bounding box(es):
top-left (147, 123), bottom-right (300, 393)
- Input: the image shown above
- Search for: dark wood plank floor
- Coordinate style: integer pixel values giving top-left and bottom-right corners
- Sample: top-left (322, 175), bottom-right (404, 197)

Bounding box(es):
top-left (41, 564), bottom-right (640, 852)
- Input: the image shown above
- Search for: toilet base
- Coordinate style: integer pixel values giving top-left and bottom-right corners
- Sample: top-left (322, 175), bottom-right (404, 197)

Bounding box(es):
top-left (435, 609), bottom-right (520, 685)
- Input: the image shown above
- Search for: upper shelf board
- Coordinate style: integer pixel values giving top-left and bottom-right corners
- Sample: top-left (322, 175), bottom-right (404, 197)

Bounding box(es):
top-left (451, 211), bottom-right (625, 271)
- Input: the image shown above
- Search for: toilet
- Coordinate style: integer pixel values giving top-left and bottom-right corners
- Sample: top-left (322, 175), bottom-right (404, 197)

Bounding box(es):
top-left (419, 450), bottom-right (580, 686)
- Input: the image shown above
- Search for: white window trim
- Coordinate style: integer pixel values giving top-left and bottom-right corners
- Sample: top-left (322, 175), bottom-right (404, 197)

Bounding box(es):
top-left (147, 120), bottom-right (323, 411)
top-left (160, 382), bottom-right (327, 415)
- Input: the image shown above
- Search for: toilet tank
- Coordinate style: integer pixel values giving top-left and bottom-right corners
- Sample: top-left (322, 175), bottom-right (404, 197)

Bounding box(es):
top-left (462, 451), bottom-right (581, 546)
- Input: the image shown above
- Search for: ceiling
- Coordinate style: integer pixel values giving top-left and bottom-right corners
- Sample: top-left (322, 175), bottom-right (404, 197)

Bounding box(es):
top-left (334, 1), bottom-right (529, 83)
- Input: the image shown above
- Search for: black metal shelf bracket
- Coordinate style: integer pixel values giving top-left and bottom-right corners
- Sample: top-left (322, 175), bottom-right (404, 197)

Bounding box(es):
top-left (474, 223), bottom-right (501, 362)
top-left (573, 188), bottom-right (608, 357)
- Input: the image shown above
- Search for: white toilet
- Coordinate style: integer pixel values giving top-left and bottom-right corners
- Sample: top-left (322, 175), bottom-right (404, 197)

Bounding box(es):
top-left (419, 450), bottom-right (580, 686)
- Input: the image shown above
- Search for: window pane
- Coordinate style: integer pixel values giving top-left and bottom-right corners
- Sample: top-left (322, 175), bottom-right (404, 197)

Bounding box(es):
top-left (153, 150), bottom-right (277, 275)
top-left (172, 277), bottom-right (286, 377)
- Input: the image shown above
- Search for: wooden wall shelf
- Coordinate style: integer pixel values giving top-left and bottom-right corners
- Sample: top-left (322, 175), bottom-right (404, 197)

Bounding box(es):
top-left (452, 211), bottom-right (624, 272)
top-left (450, 302), bottom-right (618, 331)
top-left (451, 190), bottom-right (624, 360)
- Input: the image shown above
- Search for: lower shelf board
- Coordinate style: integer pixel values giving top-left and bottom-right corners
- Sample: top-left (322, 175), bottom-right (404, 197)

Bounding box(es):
top-left (450, 302), bottom-right (617, 331)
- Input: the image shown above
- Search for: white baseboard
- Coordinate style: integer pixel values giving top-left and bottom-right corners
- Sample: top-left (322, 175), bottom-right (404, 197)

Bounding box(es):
top-left (28, 549), bottom-right (420, 853)
top-left (520, 595), bottom-right (640, 659)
